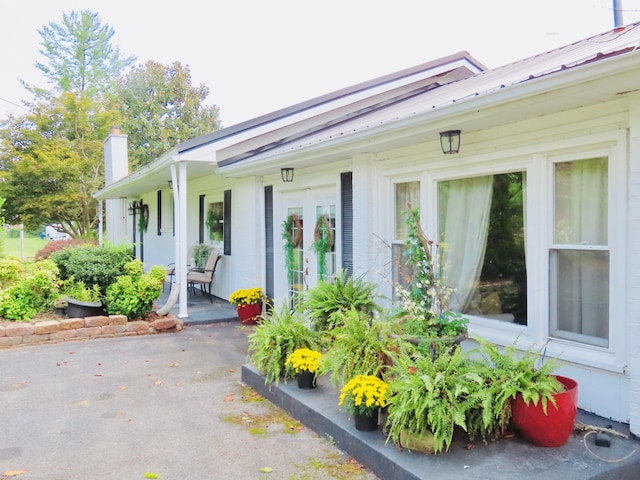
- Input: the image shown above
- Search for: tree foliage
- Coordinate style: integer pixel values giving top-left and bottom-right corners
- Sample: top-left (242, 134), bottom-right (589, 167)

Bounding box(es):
top-left (30, 10), bottom-right (135, 97)
top-left (112, 60), bottom-right (221, 168)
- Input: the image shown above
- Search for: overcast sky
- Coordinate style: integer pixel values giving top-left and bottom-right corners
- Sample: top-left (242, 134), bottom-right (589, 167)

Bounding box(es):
top-left (1, 0), bottom-right (640, 127)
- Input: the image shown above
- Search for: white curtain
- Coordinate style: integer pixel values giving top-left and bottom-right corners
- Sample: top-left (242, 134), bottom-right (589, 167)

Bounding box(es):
top-left (554, 158), bottom-right (608, 343)
top-left (441, 176), bottom-right (494, 312)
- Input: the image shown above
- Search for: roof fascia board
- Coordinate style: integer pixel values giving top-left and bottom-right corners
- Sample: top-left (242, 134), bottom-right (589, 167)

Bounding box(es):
top-left (94, 149), bottom-right (178, 200)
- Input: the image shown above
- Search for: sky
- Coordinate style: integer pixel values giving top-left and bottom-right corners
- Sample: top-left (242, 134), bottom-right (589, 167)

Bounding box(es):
top-left (1, 0), bottom-right (640, 127)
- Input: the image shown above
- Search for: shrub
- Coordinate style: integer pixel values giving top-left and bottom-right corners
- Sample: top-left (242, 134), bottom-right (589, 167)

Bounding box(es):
top-left (35, 238), bottom-right (96, 261)
top-left (0, 258), bottom-right (26, 289)
top-left (0, 260), bottom-right (60, 321)
top-left (51, 243), bottom-right (133, 295)
top-left (104, 261), bottom-right (165, 319)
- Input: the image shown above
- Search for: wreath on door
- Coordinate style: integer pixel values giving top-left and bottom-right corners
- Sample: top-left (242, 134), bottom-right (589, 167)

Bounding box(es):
top-left (138, 203), bottom-right (149, 233)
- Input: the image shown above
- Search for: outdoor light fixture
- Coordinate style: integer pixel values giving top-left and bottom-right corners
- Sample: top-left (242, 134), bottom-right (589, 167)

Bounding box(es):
top-left (281, 167), bottom-right (294, 182)
top-left (128, 200), bottom-right (142, 215)
top-left (439, 130), bottom-right (461, 154)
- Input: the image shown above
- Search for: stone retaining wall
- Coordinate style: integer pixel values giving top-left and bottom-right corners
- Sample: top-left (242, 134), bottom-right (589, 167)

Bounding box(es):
top-left (0, 314), bottom-right (183, 349)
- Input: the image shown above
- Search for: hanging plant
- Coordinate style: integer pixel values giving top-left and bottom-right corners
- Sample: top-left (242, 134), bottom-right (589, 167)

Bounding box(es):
top-left (281, 214), bottom-right (302, 283)
top-left (311, 215), bottom-right (334, 281)
top-left (138, 203), bottom-right (149, 233)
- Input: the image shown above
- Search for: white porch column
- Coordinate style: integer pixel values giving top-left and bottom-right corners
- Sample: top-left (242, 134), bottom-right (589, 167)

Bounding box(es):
top-left (172, 162), bottom-right (189, 319)
top-left (628, 96), bottom-right (640, 437)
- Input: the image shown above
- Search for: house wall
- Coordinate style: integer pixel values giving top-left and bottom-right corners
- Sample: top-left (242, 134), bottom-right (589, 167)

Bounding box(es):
top-left (337, 97), bottom-right (635, 427)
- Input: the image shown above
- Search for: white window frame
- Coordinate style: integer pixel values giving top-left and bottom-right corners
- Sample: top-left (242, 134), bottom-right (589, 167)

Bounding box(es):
top-left (423, 134), bottom-right (626, 374)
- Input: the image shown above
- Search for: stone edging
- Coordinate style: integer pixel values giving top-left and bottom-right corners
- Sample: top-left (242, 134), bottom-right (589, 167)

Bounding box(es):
top-left (0, 314), bottom-right (184, 349)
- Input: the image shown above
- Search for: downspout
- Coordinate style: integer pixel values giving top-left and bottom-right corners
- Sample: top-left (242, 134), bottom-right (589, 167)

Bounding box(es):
top-left (156, 163), bottom-right (182, 315)
top-left (613, 0), bottom-right (625, 31)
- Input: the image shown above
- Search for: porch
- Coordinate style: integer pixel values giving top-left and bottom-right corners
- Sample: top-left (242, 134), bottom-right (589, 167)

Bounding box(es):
top-left (156, 286), bottom-right (238, 325)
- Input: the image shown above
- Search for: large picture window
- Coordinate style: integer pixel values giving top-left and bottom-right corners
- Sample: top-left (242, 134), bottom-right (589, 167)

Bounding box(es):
top-left (438, 172), bottom-right (527, 325)
top-left (550, 157), bottom-right (609, 347)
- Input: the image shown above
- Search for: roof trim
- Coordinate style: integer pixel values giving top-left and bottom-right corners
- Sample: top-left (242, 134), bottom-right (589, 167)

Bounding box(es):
top-left (176, 51), bottom-right (485, 154)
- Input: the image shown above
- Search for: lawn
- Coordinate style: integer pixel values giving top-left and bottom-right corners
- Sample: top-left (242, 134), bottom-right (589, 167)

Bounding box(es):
top-left (1, 234), bottom-right (49, 260)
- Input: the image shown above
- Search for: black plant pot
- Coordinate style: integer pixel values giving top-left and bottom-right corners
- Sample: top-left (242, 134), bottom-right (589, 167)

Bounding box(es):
top-left (64, 296), bottom-right (105, 318)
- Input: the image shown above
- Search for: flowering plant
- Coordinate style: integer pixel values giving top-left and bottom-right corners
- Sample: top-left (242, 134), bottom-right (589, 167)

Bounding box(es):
top-left (285, 348), bottom-right (322, 374)
top-left (338, 375), bottom-right (388, 415)
top-left (229, 287), bottom-right (265, 306)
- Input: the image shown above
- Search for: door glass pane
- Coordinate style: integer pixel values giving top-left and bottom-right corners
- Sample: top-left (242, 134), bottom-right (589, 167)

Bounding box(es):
top-left (314, 204), bottom-right (336, 282)
top-left (550, 250), bottom-right (609, 347)
top-left (438, 172), bottom-right (527, 325)
top-left (286, 207), bottom-right (304, 306)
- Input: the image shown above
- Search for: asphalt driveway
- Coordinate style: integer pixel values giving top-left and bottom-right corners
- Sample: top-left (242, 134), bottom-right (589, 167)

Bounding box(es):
top-left (0, 323), bottom-right (378, 480)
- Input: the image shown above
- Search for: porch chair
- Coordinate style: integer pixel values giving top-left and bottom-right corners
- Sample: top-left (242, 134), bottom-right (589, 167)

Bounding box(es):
top-left (187, 250), bottom-right (222, 303)
top-left (164, 245), bottom-right (195, 291)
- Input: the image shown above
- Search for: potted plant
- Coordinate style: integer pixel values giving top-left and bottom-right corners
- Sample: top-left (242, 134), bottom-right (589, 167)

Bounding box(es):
top-left (301, 269), bottom-right (380, 332)
top-left (285, 348), bottom-right (323, 389)
top-left (229, 287), bottom-right (265, 324)
top-left (385, 346), bottom-right (498, 454)
top-left (60, 277), bottom-right (104, 318)
top-left (247, 304), bottom-right (324, 385)
top-left (339, 374), bottom-right (389, 431)
top-left (389, 208), bottom-right (468, 355)
top-left (319, 309), bottom-right (399, 388)
top-left (475, 337), bottom-right (577, 447)
top-left (192, 243), bottom-right (213, 270)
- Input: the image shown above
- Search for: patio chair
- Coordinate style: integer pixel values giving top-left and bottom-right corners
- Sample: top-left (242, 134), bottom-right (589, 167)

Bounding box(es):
top-left (187, 250), bottom-right (222, 303)
top-left (164, 246), bottom-right (195, 291)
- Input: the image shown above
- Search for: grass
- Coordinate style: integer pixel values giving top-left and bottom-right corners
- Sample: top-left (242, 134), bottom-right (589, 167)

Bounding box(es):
top-left (1, 234), bottom-right (49, 260)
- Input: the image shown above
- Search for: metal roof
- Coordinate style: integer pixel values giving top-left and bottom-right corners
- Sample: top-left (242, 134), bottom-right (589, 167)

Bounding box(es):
top-left (222, 22), bottom-right (640, 167)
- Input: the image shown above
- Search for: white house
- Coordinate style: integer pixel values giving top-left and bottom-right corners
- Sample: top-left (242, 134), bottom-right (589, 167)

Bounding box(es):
top-left (95, 23), bottom-right (640, 434)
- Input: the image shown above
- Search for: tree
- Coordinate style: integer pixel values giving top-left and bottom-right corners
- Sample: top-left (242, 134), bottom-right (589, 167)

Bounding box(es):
top-left (113, 60), bottom-right (221, 168)
top-left (0, 10), bottom-right (131, 238)
top-left (0, 92), bottom-right (116, 237)
top-left (30, 10), bottom-right (135, 97)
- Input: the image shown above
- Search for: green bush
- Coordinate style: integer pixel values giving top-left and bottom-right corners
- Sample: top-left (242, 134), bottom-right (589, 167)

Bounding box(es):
top-left (51, 243), bottom-right (133, 295)
top-left (0, 258), bottom-right (26, 289)
top-left (104, 261), bottom-right (165, 319)
top-left (0, 260), bottom-right (60, 321)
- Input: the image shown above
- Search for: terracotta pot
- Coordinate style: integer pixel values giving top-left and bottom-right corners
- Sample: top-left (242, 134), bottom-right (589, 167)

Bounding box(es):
top-left (511, 375), bottom-right (578, 447)
top-left (296, 371), bottom-right (316, 389)
top-left (354, 409), bottom-right (379, 432)
top-left (236, 303), bottom-right (262, 325)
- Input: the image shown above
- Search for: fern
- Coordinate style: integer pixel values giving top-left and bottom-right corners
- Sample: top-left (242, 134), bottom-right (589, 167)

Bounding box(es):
top-left (473, 337), bottom-right (563, 430)
top-left (301, 270), bottom-right (380, 331)
top-left (247, 304), bottom-right (323, 385)
top-left (319, 309), bottom-right (397, 388)
top-left (385, 347), bottom-right (497, 453)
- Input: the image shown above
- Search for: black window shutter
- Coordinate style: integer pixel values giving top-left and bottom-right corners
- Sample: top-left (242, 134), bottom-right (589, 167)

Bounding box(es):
top-left (264, 186), bottom-right (274, 302)
top-left (198, 194), bottom-right (205, 244)
top-left (157, 190), bottom-right (162, 236)
top-left (223, 189), bottom-right (231, 255)
top-left (341, 172), bottom-right (353, 277)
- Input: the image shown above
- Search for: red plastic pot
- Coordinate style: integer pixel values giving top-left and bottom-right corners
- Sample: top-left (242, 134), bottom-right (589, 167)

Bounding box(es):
top-left (236, 303), bottom-right (263, 325)
top-left (511, 375), bottom-right (578, 447)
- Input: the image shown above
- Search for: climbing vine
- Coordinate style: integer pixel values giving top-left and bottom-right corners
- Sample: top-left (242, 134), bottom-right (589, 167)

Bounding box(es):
top-left (311, 214), bottom-right (334, 281)
top-left (281, 214), bottom-right (302, 283)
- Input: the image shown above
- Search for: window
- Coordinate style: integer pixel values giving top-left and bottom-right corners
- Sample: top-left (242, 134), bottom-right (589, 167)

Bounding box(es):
top-left (392, 181), bottom-right (420, 297)
top-left (550, 157), bottom-right (608, 347)
top-left (206, 202), bottom-right (224, 242)
top-left (438, 172), bottom-right (527, 325)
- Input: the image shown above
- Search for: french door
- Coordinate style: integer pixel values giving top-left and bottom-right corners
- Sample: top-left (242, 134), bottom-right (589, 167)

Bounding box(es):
top-left (282, 188), bottom-right (337, 304)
